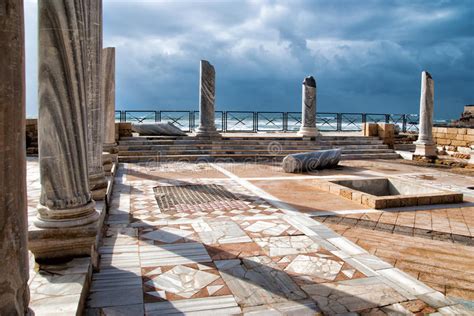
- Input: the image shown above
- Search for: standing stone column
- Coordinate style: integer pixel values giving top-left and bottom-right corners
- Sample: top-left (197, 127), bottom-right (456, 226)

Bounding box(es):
top-left (414, 71), bottom-right (436, 157)
top-left (102, 47), bottom-right (116, 150)
top-left (297, 76), bottom-right (319, 137)
top-left (0, 0), bottom-right (30, 313)
top-left (31, 0), bottom-right (99, 259)
top-left (86, 0), bottom-right (107, 200)
top-left (102, 47), bottom-right (117, 174)
top-left (196, 60), bottom-right (220, 137)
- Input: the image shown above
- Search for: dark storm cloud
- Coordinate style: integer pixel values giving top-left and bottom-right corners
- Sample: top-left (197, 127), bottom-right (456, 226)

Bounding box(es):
top-left (25, 0), bottom-right (473, 119)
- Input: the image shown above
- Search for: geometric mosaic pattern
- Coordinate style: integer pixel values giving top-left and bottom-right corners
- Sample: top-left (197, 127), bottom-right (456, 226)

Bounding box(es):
top-left (154, 184), bottom-right (249, 213)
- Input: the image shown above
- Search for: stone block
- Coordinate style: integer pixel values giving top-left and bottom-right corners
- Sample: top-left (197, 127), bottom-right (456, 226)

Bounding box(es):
top-left (437, 139), bottom-right (451, 145)
top-left (339, 189), bottom-right (353, 200)
top-left (363, 123), bottom-right (378, 137)
top-left (435, 127), bottom-right (447, 133)
top-left (455, 134), bottom-right (465, 141)
top-left (329, 184), bottom-right (341, 195)
top-left (373, 199), bottom-right (387, 209)
top-left (361, 194), bottom-right (371, 206)
top-left (447, 128), bottom-right (459, 134)
top-left (429, 194), bottom-right (446, 205)
top-left (385, 197), bottom-right (401, 208)
top-left (452, 140), bottom-right (467, 147)
top-left (463, 134), bottom-right (474, 142)
top-left (467, 128), bottom-right (474, 135)
top-left (417, 196), bottom-right (431, 205)
top-left (377, 123), bottom-right (395, 147)
top-left (453, 194), bottom-right (463, 203)
top-left (351, 191), bottom-right (363, 204)
top-left (118, 123), bottom-right (132, 138)
top-left (446, 133), bottom-right (457, 139)
top-left (400, 196), bottom-right (418, 207)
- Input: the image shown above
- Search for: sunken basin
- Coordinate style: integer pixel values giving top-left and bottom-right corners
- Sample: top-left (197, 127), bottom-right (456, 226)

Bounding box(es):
top-left (314, 178), bottom-right (463, 209)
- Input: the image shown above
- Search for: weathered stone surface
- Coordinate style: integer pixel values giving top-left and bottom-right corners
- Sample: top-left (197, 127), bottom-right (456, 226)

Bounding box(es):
top-left (86, 0), bottom-right (107, 200)
top-left (102, 47), bottom-right (116, 149)
top-left (132, 122), bottom-right (187, 136)
top-left (0, 0), bottom-right (30, 313)
top-left (196, 60), bottom-right (220, 137)
top-left (282, 149), bottom-right (341, 173)
top-left (469, 146), bottom-right (474, 165)
top-left (414, 71), bottom-right (437, 157)
top-left (298, 76), bottom-right (319, 137)
top-left (34, 0), bottom-right (99, 252)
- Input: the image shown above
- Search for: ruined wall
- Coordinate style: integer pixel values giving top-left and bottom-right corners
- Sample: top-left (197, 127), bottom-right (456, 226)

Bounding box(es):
top-left (433, 127), bottom-right (474, 151)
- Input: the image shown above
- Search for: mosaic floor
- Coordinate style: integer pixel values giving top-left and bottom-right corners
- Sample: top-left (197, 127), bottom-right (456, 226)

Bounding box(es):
top-left (82, 161), bottom-right (473, 315)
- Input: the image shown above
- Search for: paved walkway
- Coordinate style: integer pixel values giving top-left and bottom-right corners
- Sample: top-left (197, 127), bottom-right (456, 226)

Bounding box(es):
top-left (83, 161), bottom-right (472, 315)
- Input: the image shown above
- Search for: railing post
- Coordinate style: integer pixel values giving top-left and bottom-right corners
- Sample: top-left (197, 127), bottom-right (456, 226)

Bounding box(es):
top-left (362, 113), bottom-right (367, 127)
top-left (154, 111), bottom-right (159, 122)
top-left (337, 113), bottom-right (342, 131)
top-left (385, 114), bottom-right (390, 123)
top-left (253, 112), bottom-right (257, 132)
top-left (402, 114), bottom-right (407, 133)
top-left (283, 112), bottom-right (288, 132)
top-left (223, 111), bottom-right (227, 132)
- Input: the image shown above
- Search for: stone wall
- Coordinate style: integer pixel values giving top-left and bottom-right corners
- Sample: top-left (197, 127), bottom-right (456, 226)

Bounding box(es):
top-left (433, 127), bottom-right (474, 152)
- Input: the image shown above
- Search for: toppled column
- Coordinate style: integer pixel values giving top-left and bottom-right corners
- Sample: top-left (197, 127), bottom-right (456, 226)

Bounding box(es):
top-left (196, 60), bottom-right (220, 137)
top-left (282, 149), bottom-right (341, 173)
top-left (414, 71), bottom-right (437, 157)
top-left (297, 76), bottom-right (319, 137)
top-left (101, 47), bottom-right (117, 174)
top-left (31, 0), bottom-right (99, 260)
top-left (0, 0), bottom-right (30, 313)
top-left (86, 0), bottom-right (107, 200)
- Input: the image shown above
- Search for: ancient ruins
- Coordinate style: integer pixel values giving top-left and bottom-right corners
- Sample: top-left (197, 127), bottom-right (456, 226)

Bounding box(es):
top-left (1, 1), bottom-right (473, 315)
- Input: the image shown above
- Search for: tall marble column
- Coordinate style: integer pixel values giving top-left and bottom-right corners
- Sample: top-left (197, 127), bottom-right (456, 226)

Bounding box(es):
top-left (0, 0), bottom-right (30, 313)
top-left (196, 60), bottom-right (219, 137)
top-left (102, 47), bottom-right (116, 150)
top-left (31, 0), bottom-right (99, 259)
top-left (414, 71), bottom-right (436, 157)
top-left (297, 76), bottom-right (319, 137)
top-left (86, 0), bottom-right (107, 200)
top-left (101, 47), bottom-right (116, 174)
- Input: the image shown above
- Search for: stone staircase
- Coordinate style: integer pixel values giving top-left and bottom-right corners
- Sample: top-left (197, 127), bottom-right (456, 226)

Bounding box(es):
top-left (117, 135), bottom-right (400, 163)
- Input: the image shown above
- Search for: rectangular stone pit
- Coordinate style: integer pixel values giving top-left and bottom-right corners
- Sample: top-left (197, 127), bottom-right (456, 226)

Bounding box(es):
top-left (314, 178), bottom-right (463, 209)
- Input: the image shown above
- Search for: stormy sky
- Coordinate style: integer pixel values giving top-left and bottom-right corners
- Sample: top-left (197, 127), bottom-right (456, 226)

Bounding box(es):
top-left (25, 0), bottom-right (473, 119)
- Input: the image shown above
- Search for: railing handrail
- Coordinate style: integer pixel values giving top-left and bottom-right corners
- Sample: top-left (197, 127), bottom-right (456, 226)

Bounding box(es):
top-left (115, 110), bottom-right (420, 133)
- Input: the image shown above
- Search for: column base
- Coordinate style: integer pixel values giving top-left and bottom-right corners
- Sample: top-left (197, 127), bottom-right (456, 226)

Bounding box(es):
top-left (413, 142), bottom-right (437, 158)
top-left (103, 142), bottom-right (118, 154)
top-left (194, 126), bottom-right (221, 138)
top-left (89, 173), bottom-right (108, 201)
top-left (297, 127), bottom-right (320, 138)
top-left (29, 203), bottom-right (104, 261)
top-left (102, 152), bottom-right (117, 175)
top-left (35, 201), bottom-right (99, 228)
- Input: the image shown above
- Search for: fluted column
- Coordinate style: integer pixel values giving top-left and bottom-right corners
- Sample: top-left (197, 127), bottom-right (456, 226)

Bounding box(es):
top-left (414, 71), bottom-right (436, 157)
top-left (102, 47), bottom-right (116, 149)
top-left (86, 0), bottom-right (107, 200)
top-left (101, 47), bottom-right (116, 174)
top-left (297, 76), bottom-right (319, 137)
top-left (196, 60), bottom-right (220, 137)
top-left (0, 0), bottom-right (30, 313)
top-left (35, 0), bottom-right (98, 230)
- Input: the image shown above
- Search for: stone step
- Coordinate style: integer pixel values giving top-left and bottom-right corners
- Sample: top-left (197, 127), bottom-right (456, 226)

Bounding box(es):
top-left (119, 135), bottom-right (379, 141)
top-left (118, 144), bottom-right (389, 151)
top-left (118, 139), bottom-right (385, 146)
top-left (394, 144), bottom-right (416, 151)
top-left (118, 148), bottom-right (395, 156)
top-left (118, 152), bottom-right (400, 162)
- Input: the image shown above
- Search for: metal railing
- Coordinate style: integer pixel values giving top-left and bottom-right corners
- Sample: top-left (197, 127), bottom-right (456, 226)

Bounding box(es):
top-left (115, 110), bottom-right (419, 133)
